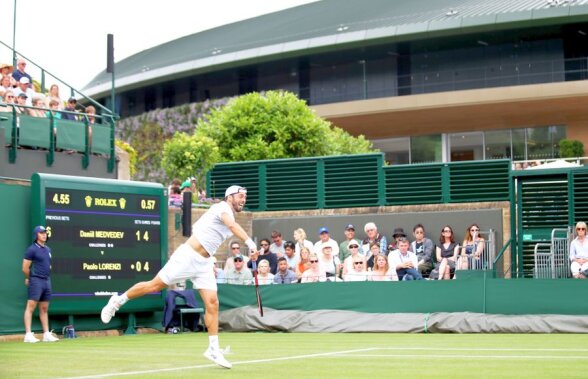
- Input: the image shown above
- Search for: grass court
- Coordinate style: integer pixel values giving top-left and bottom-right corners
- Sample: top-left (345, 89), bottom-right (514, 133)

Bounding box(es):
top-left (1, 332), bottom-right (587, 378)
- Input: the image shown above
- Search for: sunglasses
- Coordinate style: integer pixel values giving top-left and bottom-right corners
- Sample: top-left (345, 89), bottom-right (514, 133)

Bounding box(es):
top-left (577, 228), bottom-right (586, 231)
top-left (354, 262), bottom-right (363, 265)
top-left (349, 245), bottom-right (359, 249)
top-left (231, 247), bottom-right (240, 249)
top-left (309, 260), bottom-right (319, 263)
top-left (234, 258), bottom-right (243, 262)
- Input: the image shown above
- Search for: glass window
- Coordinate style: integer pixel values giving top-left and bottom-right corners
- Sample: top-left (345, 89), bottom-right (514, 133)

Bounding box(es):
top-left (485, 129), bottom-right (512, 160)
top-left (550, 125), bottom-right (566, 158)
top-left (372, 137), bottom-right (409, 165)
top-left (449, 132), bottom-right (484, 161)
top-left (411, 134), bottom-right (442, 163)
top-left (511, 128), bottom-right (526, 161)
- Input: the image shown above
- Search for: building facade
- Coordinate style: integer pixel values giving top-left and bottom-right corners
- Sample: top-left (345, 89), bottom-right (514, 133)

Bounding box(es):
top-left (84, 0), bottom-right (588, 164)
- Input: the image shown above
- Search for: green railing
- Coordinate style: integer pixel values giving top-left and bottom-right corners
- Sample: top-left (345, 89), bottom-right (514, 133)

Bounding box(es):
top-left (0, 104), bottom-right (116, 171)
top-left (207, 154), bottom-right (511, 211)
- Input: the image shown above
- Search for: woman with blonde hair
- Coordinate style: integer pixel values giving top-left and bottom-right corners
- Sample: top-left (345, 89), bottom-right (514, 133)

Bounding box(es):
top-left (458, 224), bottom-right (485, 270)
top-left (300, 253), bottom-right (326, 283)
top-left (44, 84), bottom-right (63, 110)
top-left (570, 221), bottom-right (588, 279)
top-left (368, 254), bottom-right (398, 281)
top-left (296, 247), bottom-right (311, 280)
top-left (293, 228), bottom-right (314, 256)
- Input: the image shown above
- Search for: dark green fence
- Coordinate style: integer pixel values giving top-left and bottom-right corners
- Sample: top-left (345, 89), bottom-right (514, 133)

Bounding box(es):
top-left (207, 154), bottom-right (511, 211)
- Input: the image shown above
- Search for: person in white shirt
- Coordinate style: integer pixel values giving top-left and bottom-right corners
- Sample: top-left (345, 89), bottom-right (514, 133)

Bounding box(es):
top-left (269, 230), bottom-right (285, 257)
top-left (570, 221), bottom-right (588, 279)
top-left (256, 259), bottom-right (274, 285)
top-left (100, 185), bottom-right (256, 369)
top-left (388, 238), bottom-right (423, 280)
top-left (313, 226), bottom-right (339, 258)
top-left (293, 228), bottom-right (314, 256)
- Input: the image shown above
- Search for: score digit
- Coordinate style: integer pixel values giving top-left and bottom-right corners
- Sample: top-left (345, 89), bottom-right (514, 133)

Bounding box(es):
top-left (52, 193), bottom-right (70, 205)
top-left (140, 199), bottom-right (156, 210)
top-left (135, 230), bottom-right (150, 241)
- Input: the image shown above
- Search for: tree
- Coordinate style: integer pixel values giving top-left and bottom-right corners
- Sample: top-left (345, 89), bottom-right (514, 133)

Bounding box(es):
top-left (161, 133), bottom-right (220, 190)
top-left (196, 91), bottom-right (376, 162)
top-left (559, 139), bottom-right (584, 158)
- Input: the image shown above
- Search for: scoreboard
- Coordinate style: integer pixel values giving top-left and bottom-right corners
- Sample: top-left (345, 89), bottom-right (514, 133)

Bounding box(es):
top-left (31, 173), bottom-right (167, 314)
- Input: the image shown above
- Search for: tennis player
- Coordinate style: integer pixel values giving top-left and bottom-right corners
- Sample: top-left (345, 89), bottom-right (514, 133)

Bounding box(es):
top-left (101, 185), bottom-right (256, 369)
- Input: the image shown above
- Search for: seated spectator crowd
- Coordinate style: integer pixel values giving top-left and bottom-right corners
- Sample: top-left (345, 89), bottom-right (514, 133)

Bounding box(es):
top-left (214, 222), bottom-right (493, 285)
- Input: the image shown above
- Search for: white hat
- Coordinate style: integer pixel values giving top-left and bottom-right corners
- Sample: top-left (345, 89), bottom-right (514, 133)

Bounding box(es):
top-left (224, 185), bottom-right (247, 198)
top-left (347, 239), bottom-right (360, 248)
top-left (19, 77), bottom-right (30, 84)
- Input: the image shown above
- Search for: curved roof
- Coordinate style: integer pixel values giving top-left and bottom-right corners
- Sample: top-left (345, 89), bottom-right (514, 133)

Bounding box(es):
top-left (84, 0), bottom-right (588, 96)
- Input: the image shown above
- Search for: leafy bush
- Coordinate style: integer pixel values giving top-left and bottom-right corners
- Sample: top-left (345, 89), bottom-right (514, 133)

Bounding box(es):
top-left (559, 139), bottom-right (584, 158)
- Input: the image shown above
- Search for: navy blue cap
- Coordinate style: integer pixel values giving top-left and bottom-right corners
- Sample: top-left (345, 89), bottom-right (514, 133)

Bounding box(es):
top-left (345, 224), bottom-right (355, 230)
top-left (33, 225), bottom-right (47, 241)
top-left (318, 226), bottom-right (329, 234)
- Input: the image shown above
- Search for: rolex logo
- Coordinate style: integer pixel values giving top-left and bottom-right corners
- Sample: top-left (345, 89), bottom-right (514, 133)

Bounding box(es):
top-left (85, 196), bottom-right (93, 207)
top-left (119, 198), bottom-right (126, 210)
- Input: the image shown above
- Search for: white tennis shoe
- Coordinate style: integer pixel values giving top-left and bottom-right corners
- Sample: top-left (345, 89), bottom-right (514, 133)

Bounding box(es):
top-left (43, 331), bottom-right (59, 342)
top-left (203, 347), bottom-right (232, 369)
top-left (101, 295), bottom-right (121, 324)
top-left (23, 332), bottom-right (39, 343)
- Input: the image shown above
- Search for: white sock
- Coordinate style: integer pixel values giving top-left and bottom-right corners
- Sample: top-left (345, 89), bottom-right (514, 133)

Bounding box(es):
top-left (209, 335), bottom-right (220, 350)
top-left (118, 293), bottom-right (129, 305)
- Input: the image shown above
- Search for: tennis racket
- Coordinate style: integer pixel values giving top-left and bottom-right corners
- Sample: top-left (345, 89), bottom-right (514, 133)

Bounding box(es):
top-left (251, 259), bottom-right (264, 317)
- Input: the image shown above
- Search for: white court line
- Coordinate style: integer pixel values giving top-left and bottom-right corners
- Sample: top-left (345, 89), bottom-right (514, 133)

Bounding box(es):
top-left (335, 354), bottom-right (588, 360)
top-left (53, 345), bottom-right (588, 379)
top-left (55, 347), bottom-right (379, 379)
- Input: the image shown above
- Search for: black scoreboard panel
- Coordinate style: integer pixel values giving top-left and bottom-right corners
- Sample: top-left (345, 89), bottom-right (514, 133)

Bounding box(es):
top-left (31, 173), bottom-right (167, 314)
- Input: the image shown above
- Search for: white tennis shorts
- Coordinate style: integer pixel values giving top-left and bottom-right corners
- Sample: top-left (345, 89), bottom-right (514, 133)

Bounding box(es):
top-left (157, 243), bottom-right (217, 291)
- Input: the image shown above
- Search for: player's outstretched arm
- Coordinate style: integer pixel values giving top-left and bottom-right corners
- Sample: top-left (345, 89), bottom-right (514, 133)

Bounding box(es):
top-left (220, 213), bottom-right (258, 253)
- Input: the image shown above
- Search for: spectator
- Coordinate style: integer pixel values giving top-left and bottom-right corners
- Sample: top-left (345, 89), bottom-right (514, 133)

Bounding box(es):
top-left (389, 237), bottom-right (422, 280)
top-left (0, 90), bottom-right (15, 111)
top-left (27, 96), bottom-right (46, 118)
top-left (255, 259), bottom-right (274, 285)
top-left (14, 77), bottom-right (34, 106)
top-left (85, 105), bottom-right (96, 124)
top-left (388, 227), bottom-right (407, 253)
top-left (339, 224), bottom-right (357, 261)
top-left (15, 93), bottom-right (27, 114)
top-left (300, 253), bottom-right (327, 283)
top-left (366, 242), bottom-right (383, 270)
top-left (12, 59), bottom-right (32, 88)
top-left (570, 221), bottom-right (588, 279)
top-left (459, 224), bottom-right (485, 270)
top-left (44, 84), bottom-right (63, 110)
top-left (211, 257), bottom-right (226, 284)
top-left (296, 247), bottom-right (311, 280)
top-left (435, 225), bottom-right (459, 280)
top-left (0, 75), bottom-right (12, 93)
top-left (369, 254), bottom-right (398, 281)
top-left (318, 244), bottom-right (342, 282)
top-left (45, 99), bottom-right (62, 119)
top-left (344, 256), bottom-right (369, 282)
top-left (168, 186), bottom-right (183, 207)
top-left (269, 230), bottom-right (285, 257)
top-left (313, 226), bottom-right (339, 258)
top-left (248, 238), bottom-right (278, 274)
top-left (282, 240), bottom-right (298, 271)
top-left (342, 239), bottom-right (365, 279)
top-left (411, 224), bottom-right (435, 277)
top-left (0, 63), bottom-right (13, 81)
top-left (225, 254), bottom-right (253, 285)
top-left (293, 228), bottom-right (314, 256)
top-left (273, 257), bottom-right (297, 284)
top-left (62, 97), bottom-right (78, 121)
top-left (361, 222), bottom-right (387, 257)
top-left (223, 240), bottom-right (249, 274)
top-left (180, 180), bottom-right (191, 194)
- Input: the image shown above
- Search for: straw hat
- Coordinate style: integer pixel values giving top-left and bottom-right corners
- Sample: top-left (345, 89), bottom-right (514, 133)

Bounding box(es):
top-left (0, 63), bottom-right (14, 73)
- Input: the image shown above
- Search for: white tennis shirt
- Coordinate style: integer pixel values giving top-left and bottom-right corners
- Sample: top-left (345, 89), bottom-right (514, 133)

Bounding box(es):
top-left (192, 201), bottom-right (235, 256)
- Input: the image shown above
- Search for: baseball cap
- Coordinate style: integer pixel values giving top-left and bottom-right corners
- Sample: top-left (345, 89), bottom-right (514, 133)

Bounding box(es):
top-left (392, 227), bottom-right (407, 238)
top-left (345, 224), bottom-right (355, 231)
top-left (32, 225), bottom-right (47, 241)
top-left (233, 254), bottom-right (244, 261)
top-left (224, 185), bottom-right (247, 198)
top-left (68, 97), bottom-right (77, 103)
top-left (318, 226), bottom-right (329, 234)
top-left (19, 77), bottom-right (30, 84)
top-left (180, 180), bottom-right (191, 190)
top-left (18, 93), bottom-right (27, 99)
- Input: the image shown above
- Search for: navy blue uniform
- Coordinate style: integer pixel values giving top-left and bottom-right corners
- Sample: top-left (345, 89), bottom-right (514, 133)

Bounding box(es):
top-left (24, 242), bottom-right (52, 301)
